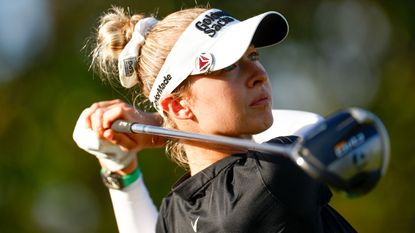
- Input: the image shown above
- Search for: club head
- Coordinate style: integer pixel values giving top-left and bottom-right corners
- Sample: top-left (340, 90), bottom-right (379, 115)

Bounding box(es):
top-left (293, 108), bottom-right (390, 197)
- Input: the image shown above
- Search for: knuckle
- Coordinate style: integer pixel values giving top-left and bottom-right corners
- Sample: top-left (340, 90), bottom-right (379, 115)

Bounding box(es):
top-left (92, 108), bottom-right (103, 116)
top-left (90, 102), bottom-right (104, 111)
top-left (80, 108), bottom-right (92, 118)
top-left (120, 102), bottom-right (130, 109)
top-left (90, 103), bottom-right (99, 109)
top-left (110, 106), bottom-right (124, 117)
top-left (113, 99), bottom-right (124, 105)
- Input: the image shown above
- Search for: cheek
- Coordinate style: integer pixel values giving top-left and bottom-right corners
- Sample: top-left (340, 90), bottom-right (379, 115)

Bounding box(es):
top-left (191, 86), bottom-right (238, 117)
top-left (189, 83), bottom-right (244, 132)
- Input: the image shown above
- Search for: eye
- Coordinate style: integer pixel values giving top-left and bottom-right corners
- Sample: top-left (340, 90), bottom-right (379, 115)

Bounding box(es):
top-left (222, 63), bottom-right (238, 72)
top-left (248, 51), bottom-right (260, 61)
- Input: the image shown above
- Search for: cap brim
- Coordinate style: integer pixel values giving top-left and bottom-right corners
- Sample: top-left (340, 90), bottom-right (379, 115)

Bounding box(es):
top-left (208, 11), bottom-right (288, 71)
top-left (150, 9), bottom-right (289, 113)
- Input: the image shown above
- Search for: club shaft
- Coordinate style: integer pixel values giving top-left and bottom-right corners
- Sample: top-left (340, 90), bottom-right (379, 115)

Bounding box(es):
top-left (112, 120), bottom-right (291, 155)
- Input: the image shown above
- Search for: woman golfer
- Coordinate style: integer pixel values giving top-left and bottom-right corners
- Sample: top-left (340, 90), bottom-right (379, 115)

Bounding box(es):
top-left (73, 6), bottom-right (357, 233)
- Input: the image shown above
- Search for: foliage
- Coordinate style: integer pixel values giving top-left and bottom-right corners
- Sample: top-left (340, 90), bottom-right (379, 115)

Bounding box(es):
top-left (0, 0), bottom-right (414, 232)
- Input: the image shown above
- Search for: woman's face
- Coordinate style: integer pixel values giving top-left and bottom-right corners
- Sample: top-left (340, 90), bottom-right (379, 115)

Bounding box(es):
top-left (187, 46), bottom-right (273, 137)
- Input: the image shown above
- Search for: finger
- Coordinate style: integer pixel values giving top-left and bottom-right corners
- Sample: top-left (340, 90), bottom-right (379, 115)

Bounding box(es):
top-left (103, 129), bottom-right (139, 151)
top-left (88, 99), bottom-right (125, 112)
top-left (90, 108), bottom-right (105, 138)
top-left (84, 100), bottom-right (123, 128)
top-left (151, 135), bottom-right (167, 147)
top-left (79, 107), bottom-right (93, 129)
top-left (102, 105), bottom-right (131, 129)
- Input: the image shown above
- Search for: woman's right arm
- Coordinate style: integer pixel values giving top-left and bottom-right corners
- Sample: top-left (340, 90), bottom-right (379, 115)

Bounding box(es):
top-left (73, 99), bottom-right (164, 233)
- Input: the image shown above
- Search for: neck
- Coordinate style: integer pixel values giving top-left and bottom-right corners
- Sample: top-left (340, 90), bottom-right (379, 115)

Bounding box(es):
top-left (183, 141), bottom-right (248, 176)
top-left (172, 120), bottom-right (251, 175)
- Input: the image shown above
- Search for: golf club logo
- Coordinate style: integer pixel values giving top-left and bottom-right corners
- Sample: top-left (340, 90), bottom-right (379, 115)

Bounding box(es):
top-left (335, 133), bottom-right (365, 158)
top-left (195, 10), bottom-right (235, 37)
top-left (196, 52), bottom-right (214, 74)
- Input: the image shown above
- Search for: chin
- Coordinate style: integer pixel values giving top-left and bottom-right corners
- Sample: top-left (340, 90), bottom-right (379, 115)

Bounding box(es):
top-left (259, 110), bottom-right (274, 131)
top-left (245, 113), bottom-right (274, 135)
top-left (256, 119), bottom-right (273, 134)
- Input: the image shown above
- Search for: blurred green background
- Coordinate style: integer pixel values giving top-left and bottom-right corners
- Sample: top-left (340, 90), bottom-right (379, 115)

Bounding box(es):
top-left (0, 0), bottom-right (414, 232)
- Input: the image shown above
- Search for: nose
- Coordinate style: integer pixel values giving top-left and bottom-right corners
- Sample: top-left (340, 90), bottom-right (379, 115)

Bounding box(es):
top-left (244, 61), bottom-right (268, 88)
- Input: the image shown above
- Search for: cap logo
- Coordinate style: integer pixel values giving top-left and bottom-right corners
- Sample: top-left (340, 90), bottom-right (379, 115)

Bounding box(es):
top-left (196, 52), bottom-right (214, 73)
top-left (152, 74), bottom-right (173, 103)
top-left (195, 10), bottom-right (235, 37)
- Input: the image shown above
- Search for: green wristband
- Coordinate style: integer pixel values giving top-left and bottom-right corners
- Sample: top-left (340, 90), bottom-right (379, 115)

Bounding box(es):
top-left (100, 166), bottom-right (142, 190)
top-left (122, 166), bottom-right (142, 187)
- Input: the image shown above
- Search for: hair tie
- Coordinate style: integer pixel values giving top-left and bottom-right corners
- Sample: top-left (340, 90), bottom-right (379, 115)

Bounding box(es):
top-left (118, 17), bottom-right (158, 88)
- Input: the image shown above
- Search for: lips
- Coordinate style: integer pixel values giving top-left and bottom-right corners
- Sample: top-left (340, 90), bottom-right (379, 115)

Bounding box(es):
top-left (250, 93), bottom-right (271, 107)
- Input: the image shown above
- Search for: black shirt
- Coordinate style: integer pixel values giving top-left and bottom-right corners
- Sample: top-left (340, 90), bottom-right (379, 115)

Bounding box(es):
top-left (156, 137), bottom-right (357, 233)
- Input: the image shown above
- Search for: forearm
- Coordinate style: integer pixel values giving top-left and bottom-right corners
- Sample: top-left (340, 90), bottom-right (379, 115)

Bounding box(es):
top-left (102, 160), bottom-right (159, 233)
top-left (109, 175), bottom-right (158, 233)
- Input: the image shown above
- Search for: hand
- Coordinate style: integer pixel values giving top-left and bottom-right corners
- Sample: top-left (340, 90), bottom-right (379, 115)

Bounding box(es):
top-left (73, 99), bottom-right (165, 171)
top-left (84, 99), bottom-right (164, 151)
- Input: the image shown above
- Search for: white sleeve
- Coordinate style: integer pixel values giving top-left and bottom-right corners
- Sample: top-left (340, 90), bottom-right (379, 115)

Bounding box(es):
top-left (109, 176), bottom-right (159, 233)
top-left (252, 109), bottom-right (324, 143)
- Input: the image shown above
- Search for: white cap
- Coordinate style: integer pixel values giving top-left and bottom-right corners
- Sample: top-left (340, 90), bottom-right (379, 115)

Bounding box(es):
top-left (149, 8), bottom-right (289, 113)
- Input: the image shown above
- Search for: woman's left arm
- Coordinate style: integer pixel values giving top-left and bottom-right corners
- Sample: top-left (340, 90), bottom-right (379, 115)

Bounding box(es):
top-left (73, 99), bottom-right (164, 233)
top-left (109, 173), bottom-right (159, 233)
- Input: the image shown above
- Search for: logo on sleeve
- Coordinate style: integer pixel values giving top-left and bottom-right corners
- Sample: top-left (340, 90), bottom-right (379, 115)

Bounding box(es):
top-left (195, 10), bottom-right (235, 37)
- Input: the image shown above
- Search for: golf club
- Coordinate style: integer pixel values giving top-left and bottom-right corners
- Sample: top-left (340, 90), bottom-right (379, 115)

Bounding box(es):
top-left (112, 108), bottom-right (390, 197)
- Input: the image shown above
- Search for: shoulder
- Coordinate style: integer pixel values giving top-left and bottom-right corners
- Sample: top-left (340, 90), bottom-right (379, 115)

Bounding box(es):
top-left (251, 136), bottom-right (332, 212)
top-left (267, 135), bottom-right (299, 145)
top-left (250, 135), bottom-right (301, 184)
top-left (249, 135), bottom-right (299, 173)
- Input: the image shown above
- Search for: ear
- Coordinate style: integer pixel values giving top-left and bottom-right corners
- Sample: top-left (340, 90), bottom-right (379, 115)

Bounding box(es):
top-left (160, 95), bottom-right (194, 120)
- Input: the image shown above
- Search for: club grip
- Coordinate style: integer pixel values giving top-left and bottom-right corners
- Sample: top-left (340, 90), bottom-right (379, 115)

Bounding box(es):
top-left (111, 120), bottom-right (134, 133)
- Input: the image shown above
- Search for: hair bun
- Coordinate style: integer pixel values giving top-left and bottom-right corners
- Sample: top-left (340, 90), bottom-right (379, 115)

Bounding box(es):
top-left (91, 7), bottom-right (144, 82)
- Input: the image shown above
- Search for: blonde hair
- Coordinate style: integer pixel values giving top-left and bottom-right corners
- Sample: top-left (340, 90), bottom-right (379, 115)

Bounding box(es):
top-left (89, 6), bottom-right (208, 169)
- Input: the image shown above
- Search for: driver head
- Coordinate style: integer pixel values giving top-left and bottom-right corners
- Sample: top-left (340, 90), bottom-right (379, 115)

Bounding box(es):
top-left (295, 108), bottom-right (390, 197)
